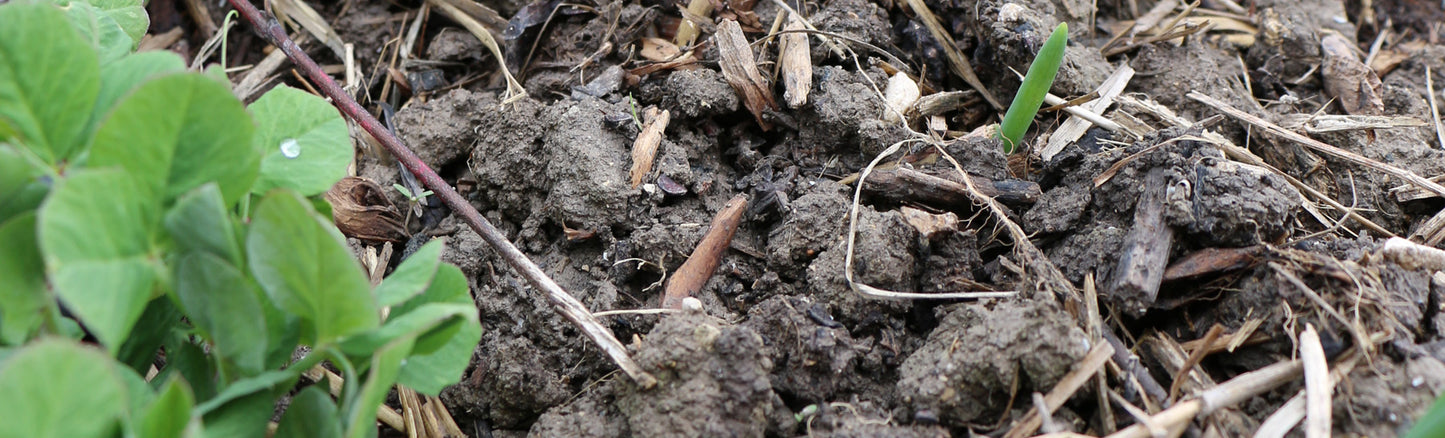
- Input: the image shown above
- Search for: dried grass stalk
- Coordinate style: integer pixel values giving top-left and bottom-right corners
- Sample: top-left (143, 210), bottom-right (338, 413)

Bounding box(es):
top-left (1299, 324), bottom-right (1332, 438)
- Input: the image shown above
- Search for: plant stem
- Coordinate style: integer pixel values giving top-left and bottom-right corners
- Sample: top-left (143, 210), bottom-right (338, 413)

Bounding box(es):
top-left (223, 0), bottom-right (655, 388)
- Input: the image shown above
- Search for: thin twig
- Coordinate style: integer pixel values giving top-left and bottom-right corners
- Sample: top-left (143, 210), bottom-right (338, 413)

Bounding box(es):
top-left (225, 0), bottom-right (655, 388)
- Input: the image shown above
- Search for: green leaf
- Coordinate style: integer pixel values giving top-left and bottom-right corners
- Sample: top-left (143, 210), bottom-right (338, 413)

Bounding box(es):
top-left (337, 302), bottom-right (472, 357)
top-left (90, 73), bottom-right (258, 207)
top-left (93, 50), bottom-right (187, 133)
top-left (997, 22), bottom-right (1068, 154)
top-left (83, 0), bottom-right (149, 45)
top-left (275, 386), bottom-right (343, 438)
top-left (39, 169), bottom-right (159, 351)
top-left (0, 2), bottom-right (100, 162)
top-left (140, 377), bottom-right (200, 438)
top-left (249, 86), bottom-right (353, 196)
top-left (0, 338), bottom-right (128, 438)
top-left (0, 212), bottom-right (47, 345)
top-left (0, 145), bottom-right (48, 223)
top-left (345, 336), bottom-right (414, 438)
top-left (174, 251), bottom-right (269, 374)
top-left (196, 368), bottom-right (303, 415)
top-left (247, 190), bottom-right (379, 345)
top-left (157, 339), bottom-right (218, 402)
top-left (200, 387), bottom-right (283, 438)
top-left (116, 298), bottom-right (181, 373)
top-left (373, 239), bottom-right (444, 307)
top-left (395, 265), bottom-right (480, 395)
top-left (64, 1), bottom-right (133, 65)
top-left (165, 184), bottom-right (243, 264)
top-left (1408, 393), bottom-right (1445, 438)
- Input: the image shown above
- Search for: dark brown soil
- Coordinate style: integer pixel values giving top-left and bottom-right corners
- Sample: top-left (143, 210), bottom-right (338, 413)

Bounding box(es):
top-left (187, 0), bottom-right (1445, 434)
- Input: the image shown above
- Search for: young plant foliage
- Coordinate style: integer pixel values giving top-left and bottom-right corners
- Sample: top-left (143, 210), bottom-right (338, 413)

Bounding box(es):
top-left (0, 1), bottom-right (481, 436)
top-left (997, 22), bottom-right (1068, 154)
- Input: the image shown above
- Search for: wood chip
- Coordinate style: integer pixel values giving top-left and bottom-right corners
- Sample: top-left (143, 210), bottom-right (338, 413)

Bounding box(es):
top-left (662, 194), bottom-right (748, 309)
top-left (715, 20), bottom-right (778, 130)
top-left (779, 17), bottom-right (811, 109)
top-left (629, 107), bottom-right (670, 188)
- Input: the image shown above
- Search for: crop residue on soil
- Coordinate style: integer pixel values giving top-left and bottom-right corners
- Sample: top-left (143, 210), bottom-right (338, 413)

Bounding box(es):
top-left (194, 0), bottom-right (1445, 434)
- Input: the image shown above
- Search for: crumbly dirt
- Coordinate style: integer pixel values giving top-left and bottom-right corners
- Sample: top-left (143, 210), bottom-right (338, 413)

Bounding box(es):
top-left (214, 0), bottom-right (1445, 434)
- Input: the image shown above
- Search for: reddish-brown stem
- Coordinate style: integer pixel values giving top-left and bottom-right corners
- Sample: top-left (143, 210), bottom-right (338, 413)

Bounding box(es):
top-left (224, 0), bottom-right (654, 388)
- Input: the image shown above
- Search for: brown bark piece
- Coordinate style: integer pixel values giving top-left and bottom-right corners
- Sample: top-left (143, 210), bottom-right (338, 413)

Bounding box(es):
top-left (629, 107), bottom-right (671, 188)
top-left (662, 194), bottom-right (749, 309)
top-left (779, 17), bottom-right (811, 108)
top-left (715, 19), bottom-right (777, 130)
top-left (1321, 32), bottom-right (1384, 116)
top-left (1107, 169), bottom-right (1177, 316)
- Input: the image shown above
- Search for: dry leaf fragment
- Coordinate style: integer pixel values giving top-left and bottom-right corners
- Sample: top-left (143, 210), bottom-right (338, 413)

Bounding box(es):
top-left (325, 176), bottom-right (409, 242)
top-left (715, 19), bottom-right (778, 130)
top-left (1321, 32), bottom-right (1384, 115)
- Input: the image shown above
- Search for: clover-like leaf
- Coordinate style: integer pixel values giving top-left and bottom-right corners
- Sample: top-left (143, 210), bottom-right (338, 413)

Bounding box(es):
top-left (90, 73), bottom-right (258, 207)
top-left (373, 239), bottom-right (444, 307)
top-left (0, 339), bottom-right (129, 438)
top-left (249, 86), bottom-right (353, 197)
top-left (0, 2), bottom-right (101, 162)
top-left (39, 169), bottom-right (160, 351)
top-left (0, 212), bottom-right (47, 346)
top-left (247, 190), bottom-right (378, 345)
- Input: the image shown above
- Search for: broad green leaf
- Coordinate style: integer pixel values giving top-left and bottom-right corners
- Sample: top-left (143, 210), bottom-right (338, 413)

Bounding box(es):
top-left (0, 145), bottom-right (48, 223)
top-left (373, 239), bottom-right (444, 307)
top-left (395, 265), bottom-right (481, 394)
top-left (249, 86), bottom-right (353, 196)
top-left (0, 2), bottom-right (100, 162)
top-left (116, 298), bottom-right (180, 373)
top-left (0, 338), bottom-right (127, 438)
top-left (247, 190), bottom-right (378, 345)
top-left (275, 386), bottom-right (343, 438)
top-left (337, 302), bottom-right (473, 357)
top-left (140, 377), bottom-right (200, 438)
top-left (0, 213), bottom-right (47, 345)
top-left (156, 339), bottom-right (217, 402)
top-left (174, 252), bottom-right (269, 374)
top-left (39, 169), bottom-right (159, 351)
top-left (117, 363), bottom-right (157, 428)
top-left (165, 184), bottom-right (242, 264)
top-left (345, 336), bottom-right (413, 438)
top-left (195, 368), bottom-right (304, 415)
top-left (91, 73), bottom-right (258, 207)
top-left (93, 51), bottom-right (187, 134)
top-left (1408, 394), bottom-right (1445, 438)
top-left (200, 387), bottom-right (284, 438)
top-left (64, 1), bottom-right (132, 65)
top-left (84, 0), bottom-right (149, 45)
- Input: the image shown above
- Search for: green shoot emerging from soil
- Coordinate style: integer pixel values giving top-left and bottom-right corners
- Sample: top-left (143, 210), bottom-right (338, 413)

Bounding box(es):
top-left (997, 22), bottom-right (1068, 154)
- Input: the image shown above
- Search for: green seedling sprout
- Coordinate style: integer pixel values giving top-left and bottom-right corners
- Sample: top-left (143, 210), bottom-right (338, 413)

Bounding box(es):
top-left (394, 183), bottom-right (434, 217)
top-left (997, 22), bottom-right (1068, 154)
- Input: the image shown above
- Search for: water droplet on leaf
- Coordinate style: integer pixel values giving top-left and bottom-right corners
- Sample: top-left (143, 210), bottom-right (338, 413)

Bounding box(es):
top-left (280, 138), bottom-right (300, 158)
